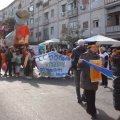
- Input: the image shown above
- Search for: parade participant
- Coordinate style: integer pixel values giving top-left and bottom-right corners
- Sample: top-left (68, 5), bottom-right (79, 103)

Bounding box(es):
top-left (71, 39), bottom-right (86, 103)
top-left (29, 49), bottom-right (35, 77)
top-left (4, 48), bottom-right (13, 76)
top-left (24, 48), bottom-right (32, 79)
top-left (78, 42), bottom-right (100, 119)
top-left (99, 47), bottom-right (109, 88)
top-left (0, 46), bottom-right (2, 75)
top-left (10, 46), bottom-right (16, 75)
top-left (14, 49), bottom-right (23, 77)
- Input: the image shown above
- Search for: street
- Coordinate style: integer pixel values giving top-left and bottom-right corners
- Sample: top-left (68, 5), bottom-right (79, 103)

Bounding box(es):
top-left (0, 70), bottom-right (119, 120)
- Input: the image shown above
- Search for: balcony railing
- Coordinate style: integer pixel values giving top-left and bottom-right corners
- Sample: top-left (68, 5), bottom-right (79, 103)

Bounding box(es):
top-left (105, 0), bottom-right (120, 9)
top-left (106, 25), bottom-right (120, 33)
top-left (67, 8), bottom-right (78, 18)
top-left (43, 18), bottom-right (49, 25)
top-left (105, 0), bottom-right (120, 4)
top-left (43, 1), bottom-right (49, 8)
top-left (43, 35), bottom-right (49, 40)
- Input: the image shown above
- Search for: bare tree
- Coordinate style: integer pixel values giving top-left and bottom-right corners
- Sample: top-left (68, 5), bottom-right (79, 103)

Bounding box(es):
top-left (60, 27), bottom-right (79, 46)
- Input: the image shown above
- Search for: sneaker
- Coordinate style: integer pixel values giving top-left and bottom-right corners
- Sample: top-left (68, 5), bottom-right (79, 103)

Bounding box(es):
top-left (26, 76), bottom-right (32, 79)
top-left (91, 114), bottom-right (97, 119)
top-left (82, 97), bottom-right (87, 102)
top-left (100, 83), bottom-right (104, 86)
top-left (104, 85), bottom-right (108, 88)
top-left (4, 74), bottom-right (7, 77)
top-left (78, 99), bottom-right (82, 104)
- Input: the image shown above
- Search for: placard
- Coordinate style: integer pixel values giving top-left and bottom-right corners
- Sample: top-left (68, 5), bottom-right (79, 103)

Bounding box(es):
top-left (90, 60), bottom-right (102, 82)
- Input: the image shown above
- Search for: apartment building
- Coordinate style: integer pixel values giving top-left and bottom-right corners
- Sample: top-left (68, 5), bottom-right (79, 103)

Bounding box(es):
top-left (105, 0), bottom-right (120, 40)
top-left (0, 0), bottom-right (110, 44)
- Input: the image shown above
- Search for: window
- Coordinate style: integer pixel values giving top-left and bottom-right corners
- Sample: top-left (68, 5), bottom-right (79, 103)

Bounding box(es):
top-left (92, 0), bottom-right (98, 2)
top-left (83, 21), bottom-right (88, 29)
top-left (62, 24), bottom-right (66, 30)
top-left (115, 15), bottom-right (119, 25)
top-left (27, 21), bottom-right (29, 25)
top-left (44, 12), bottom-right (49, 19)
top-left (51, 27), bottom-right (54, 35)
top-left (44, 28), bottom-right (49, 36)
top-left (30, 18), bottom-right (34, 24)
top-left (39, 31), bottom-right (41, 36)
top-left (69, 21), bottom-right (78, 29)
top-left (68, 3), bottom-right (76, 10)
top-left (43, 0), bottom-right (48, 3)
top-left (31, 32), bottom-right (33, 36)
top-left (62, 4), bottom-right (66, 12)
top-left (51, 9), bottom-right (54, 18)
top-left (93, 20), bottom-right (99, 28)
top-left (30, 0), bottom-right (33, 3)
top-left (82, 0), bottom-right (89, 5)
top-left (28, 5), bottom-right (34, 12)
top-left (36, 33), bottom-right (38, 37)
top-left (35, 18), bottom-right (38, 22)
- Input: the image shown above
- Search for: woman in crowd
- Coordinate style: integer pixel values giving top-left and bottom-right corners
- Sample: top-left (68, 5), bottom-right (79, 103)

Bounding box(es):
top-left (30, 49), bottom-right (36, 77)
top-left (77, 42), bottom-right (100, 119)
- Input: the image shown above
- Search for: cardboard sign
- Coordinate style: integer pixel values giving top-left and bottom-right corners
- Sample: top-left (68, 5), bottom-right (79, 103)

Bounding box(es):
top-left (90, 60), bottom-right (102, 82)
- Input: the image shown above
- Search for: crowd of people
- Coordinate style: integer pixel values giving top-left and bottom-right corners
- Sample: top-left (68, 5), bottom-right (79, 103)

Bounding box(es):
top-left (0, 44), bottom-right (36, 79)
top-left (71, 39), bottom-right (120, 119)
top-left (0, 39), bottom-right (119, 119)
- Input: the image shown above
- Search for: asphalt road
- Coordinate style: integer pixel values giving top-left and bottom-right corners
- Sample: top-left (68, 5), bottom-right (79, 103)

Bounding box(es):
top-left (0, 72), bottom-right (119, 120)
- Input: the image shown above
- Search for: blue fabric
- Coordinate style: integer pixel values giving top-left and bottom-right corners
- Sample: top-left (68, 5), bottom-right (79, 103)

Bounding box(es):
top-left (82, 60), bottom-right (113, 79)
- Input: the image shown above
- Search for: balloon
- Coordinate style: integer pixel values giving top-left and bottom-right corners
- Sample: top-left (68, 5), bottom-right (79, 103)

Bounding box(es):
top-left (2, 63), bottom-right (7, 71)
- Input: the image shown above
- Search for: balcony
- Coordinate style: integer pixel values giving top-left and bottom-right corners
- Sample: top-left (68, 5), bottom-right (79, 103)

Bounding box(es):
top-left (67, 8), bottom-right (78, 18)
top-left (105, 0), bottom-right (120, 9)
top-left (106, 25), bottom-right (120, 33)
top-left (43, 35), bottom-right (49, 40)
top-left (43, 18), bottom-right (49, 25)
top-left (43, 1), bottom-right (49, 8)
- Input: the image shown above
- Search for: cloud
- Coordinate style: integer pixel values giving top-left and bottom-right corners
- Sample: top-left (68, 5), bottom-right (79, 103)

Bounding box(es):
top-left (0, 0), bottom-right (14, 10)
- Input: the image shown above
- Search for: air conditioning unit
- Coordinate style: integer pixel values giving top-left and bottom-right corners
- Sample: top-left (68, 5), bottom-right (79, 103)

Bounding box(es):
top-left (80, 5), bottom-right (85, 10)
top-left (61, 12), bottom-right (65, 17)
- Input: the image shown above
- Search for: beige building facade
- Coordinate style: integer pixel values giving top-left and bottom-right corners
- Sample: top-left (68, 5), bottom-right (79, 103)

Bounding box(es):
top-left (0, 0), bottom-right (119, 44)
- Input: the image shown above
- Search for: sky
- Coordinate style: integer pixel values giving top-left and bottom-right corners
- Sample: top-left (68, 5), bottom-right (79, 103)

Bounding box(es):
top-left (0, 0), bottom-right (14, 10)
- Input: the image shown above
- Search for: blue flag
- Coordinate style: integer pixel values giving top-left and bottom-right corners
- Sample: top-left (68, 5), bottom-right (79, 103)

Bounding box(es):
top-left (82, 60), bottom-right (113, 79)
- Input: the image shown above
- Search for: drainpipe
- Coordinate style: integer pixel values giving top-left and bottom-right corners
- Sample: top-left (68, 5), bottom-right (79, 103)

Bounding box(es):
top-left (89, 0), bottom-right (91, 37)
top-left (38, 0), bottom-right (39, 44)
top-left (57, 1), bottom-right (59, 39)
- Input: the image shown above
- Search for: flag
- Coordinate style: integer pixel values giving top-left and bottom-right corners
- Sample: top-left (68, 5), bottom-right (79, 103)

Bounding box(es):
top-left (82, 60), bottom-right (113, 79)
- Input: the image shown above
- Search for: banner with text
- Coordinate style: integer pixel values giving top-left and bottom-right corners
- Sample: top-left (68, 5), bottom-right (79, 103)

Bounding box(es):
top-left (35, 52), bottom-right (71, 78)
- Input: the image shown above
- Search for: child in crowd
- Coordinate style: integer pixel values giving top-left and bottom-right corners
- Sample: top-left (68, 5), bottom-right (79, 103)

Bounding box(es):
top-left (12, 49), bottom-right (23, 77)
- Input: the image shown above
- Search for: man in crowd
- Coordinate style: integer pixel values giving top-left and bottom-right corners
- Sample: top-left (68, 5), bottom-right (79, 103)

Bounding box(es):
top-left (4, 47), bottom-right (13, 76)
top-left (71, 39), bottom-right (86, 103)
top-left (99, 47), bottom-right (109, 88)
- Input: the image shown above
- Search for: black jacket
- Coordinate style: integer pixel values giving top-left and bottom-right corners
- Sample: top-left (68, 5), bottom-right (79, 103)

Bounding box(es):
top-left (5, 51), bottom-right (13, 63)
top-left (71, 46), bottom-right (86, 70)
